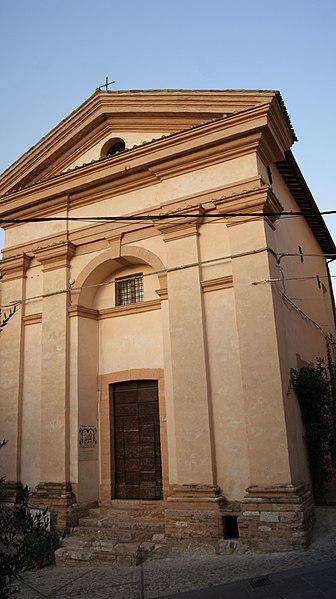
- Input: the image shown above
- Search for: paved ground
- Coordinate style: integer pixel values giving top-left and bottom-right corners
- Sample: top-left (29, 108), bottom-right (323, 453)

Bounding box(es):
top-left (13, 507), bottom-right (336, 598)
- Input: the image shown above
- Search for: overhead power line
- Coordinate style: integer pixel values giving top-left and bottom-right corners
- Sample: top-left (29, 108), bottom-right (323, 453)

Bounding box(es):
top-left (1, 246), bottom-right (334, 310)
top-left (0, 210), bottom-right (336, 225)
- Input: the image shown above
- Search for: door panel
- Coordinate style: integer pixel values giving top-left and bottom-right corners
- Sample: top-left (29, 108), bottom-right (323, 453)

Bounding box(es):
top-left (113, 381), bottom-right (163, 499)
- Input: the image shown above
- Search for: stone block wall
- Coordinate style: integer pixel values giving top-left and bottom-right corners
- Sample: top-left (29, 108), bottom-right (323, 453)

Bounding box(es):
top-left (238, 482), bottom-right (315, 551)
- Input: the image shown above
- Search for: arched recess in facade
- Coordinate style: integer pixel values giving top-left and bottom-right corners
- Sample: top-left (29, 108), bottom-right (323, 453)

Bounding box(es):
top-left (71, 245), bottom-right (167, 308)
top-left (69, 245), bottom-right (168, 504)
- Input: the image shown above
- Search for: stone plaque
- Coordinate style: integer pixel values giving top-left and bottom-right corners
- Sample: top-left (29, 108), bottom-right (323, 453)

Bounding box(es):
top-left (79, 425), bottom-right (98, 461)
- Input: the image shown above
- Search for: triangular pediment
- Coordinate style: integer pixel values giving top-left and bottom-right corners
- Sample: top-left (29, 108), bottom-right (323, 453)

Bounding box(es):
top-left (0, 89), bottom-right (291, 195)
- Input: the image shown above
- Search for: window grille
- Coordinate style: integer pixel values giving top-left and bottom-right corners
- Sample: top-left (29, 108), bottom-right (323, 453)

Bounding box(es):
top-left (116, 274), bottom-right (144, 306)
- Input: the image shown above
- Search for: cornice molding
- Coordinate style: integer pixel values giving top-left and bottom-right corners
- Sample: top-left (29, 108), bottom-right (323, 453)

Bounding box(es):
top-left (0, 103), bottom-right (289, 221)
top-left (1, 90), bottom-right (288, 195)
top-left (1, 176), bottom-right (272, 260)
top-left (0, 167), bottom-right (161, 223)
top-left (201, 276), bottom-right (233, 293)
top-left (99, 298), bottom-right (161, 319)
top-left (23, 313), bottom-right (42, 325)
top-left (155, 287), bottom-right (168, 300)
top-left (148, 132), bottom-right (263, 181)
top-left (34, 241), bottom-right (76, 271)
top-left (0, 253), bottom-right (31, 280)
top-left (153, 205), bottom-right (205, 241)
top-left (68, 305), bottom-right (98, 320)
top-left (2, 233), bottom-right (69, 261)
top-left (213, 185), bottom-right (283, 228)
top-left (68, 299), bottom-right (161, 320)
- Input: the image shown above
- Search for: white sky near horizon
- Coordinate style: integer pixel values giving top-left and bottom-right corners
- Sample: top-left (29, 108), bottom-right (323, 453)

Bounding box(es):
top-left (0, 0), bottom-right (335, 278)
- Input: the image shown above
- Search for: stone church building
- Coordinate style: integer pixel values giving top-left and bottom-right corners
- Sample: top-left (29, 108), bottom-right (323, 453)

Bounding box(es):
top-left (0, 89), bottom-right (335, 561)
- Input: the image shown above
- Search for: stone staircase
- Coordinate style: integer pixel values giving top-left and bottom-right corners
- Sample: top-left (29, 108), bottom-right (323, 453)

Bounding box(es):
top-left (55, 500), bottom-right (168, 567)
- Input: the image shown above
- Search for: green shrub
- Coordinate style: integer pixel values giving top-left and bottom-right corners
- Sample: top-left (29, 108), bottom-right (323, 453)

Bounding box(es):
top-left (22, 513), bottom-right (59, 566)
top-left (0, 441), bottom-right (60, 597)
top-left (291, 359), bottom-right (335, 504)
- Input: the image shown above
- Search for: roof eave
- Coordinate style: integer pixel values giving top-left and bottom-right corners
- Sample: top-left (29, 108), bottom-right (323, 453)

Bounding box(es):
top-left (276, 150), bottom-right (336, 258)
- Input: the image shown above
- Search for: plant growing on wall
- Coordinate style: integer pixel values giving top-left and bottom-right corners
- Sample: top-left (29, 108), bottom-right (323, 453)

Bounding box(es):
top-left (0, 439), bottom-right (28, 598)
top-left (0, 439), bottom-right (8, 502)
top-left (291, 359), bottom-right (336, 504)
top-left (0, 304), bottom-right (16, 333)
top-left (0, 441), bottom-right (60, 597)
top-left (327, 346), bottom-right (336, 463)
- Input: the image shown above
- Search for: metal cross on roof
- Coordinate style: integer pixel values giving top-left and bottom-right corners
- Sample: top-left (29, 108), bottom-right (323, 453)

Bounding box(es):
top-left (98, 77), bottom-right (115, 91)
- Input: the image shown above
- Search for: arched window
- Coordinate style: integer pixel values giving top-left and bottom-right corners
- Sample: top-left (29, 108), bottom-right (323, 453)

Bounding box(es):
top-left (101, 138), bottom-right (126, 159)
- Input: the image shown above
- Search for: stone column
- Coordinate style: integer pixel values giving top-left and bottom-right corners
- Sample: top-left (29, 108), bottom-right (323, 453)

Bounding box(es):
top-left (0, 254), bottom-right (30, 499)
top-left (155, 209), bottom-right (225, 549)
top-left (31, 242), bottom-right (77, 528)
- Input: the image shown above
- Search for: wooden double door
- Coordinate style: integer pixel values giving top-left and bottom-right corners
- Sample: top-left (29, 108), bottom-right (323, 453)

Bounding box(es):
top-left (112, 380), bottom-right (163, 499)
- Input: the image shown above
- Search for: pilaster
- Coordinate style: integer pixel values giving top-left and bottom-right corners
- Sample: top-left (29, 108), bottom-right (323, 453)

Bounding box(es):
top-left (33, 241), bottom-right (76, 522)
top-left (226, 210), bottom-right (316, 548)
top-left (0, 253), bottom-right (30, 484)
top-left (155, 207), bottom-right (224, 544)
top-left (227, 217), bottom-right (292, 485)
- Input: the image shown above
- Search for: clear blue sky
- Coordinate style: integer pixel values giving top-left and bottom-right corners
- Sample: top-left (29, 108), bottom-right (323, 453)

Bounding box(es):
top-left (0, 0), bottom-right (335, 270)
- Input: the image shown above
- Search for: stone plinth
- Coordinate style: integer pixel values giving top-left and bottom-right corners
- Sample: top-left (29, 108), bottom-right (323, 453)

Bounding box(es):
top-left (238, 482), bottom-right (315, 551)
top-left (2, 480), bottom-right (23, 504)
top-left (165, 484), bottom-right (225, 550)
top-left (29, 482), bottom-right (77, 530)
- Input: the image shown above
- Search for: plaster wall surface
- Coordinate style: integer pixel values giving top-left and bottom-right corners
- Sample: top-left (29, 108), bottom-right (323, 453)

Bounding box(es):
top-left (228, 218), bottom-right (292, 485)
top-left (203, 286), bottom-right (250, 499)
top-left (0, 91), bottom-right (334, 551)
top-left (0, 277), bottom-right (26, 481)
top-left (69, 315), bottom-right (99, 502)
top-left (70, 250), bottom-right (106, 282)
top-left (24, 261), bottom-right (42, 315)
top-left (39, 266), bottom-right (70, 483)
top-left (255, 160), bottom-right (335, 486)
top-left (163, 230), bottom-right (215, 486)
top-left (198, 222), bottom-right (233, 282)
top-left (5, 210), bottom-right (69, 247)
top-left (125, 236), bottom-right (167, 268)
top-left (98, 310), bottom-right (164, 375)
top-left (269, 163), bottom-right (334, 334)
top-left (3, 153), bottom-right (257, 249)
top-left (158, 154), bottom-right (257, 204)
top-left (21, 323), bottom-right (42, 489)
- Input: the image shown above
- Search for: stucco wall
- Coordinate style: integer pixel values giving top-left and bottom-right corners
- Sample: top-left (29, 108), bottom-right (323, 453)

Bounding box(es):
top-left (0, 116), bottom-right (334, 509)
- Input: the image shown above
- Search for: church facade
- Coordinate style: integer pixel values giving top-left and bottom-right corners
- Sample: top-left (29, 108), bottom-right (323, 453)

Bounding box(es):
top-left (0, 90), bottom-right (335, 553)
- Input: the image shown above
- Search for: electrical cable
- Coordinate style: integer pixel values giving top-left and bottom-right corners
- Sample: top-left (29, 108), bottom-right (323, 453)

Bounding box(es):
top-left (1, 210), bottom-right (336, 224)
top-left (1, 246), bottom-right (335, 310)
top-left (0, 246), bottom-right (272, 308)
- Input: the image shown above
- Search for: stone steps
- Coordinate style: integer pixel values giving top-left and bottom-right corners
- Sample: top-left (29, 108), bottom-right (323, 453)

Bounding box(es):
top-left (72, 524), bottom-right (165, 542)
top-left (55, 537), bottom-right (168, 567)
top-left (77, 515), bottom-right (164, 531)
top-left (55, 501), bottom-right (168, 567)
top-left (89, 505), bottom-right (165, 520)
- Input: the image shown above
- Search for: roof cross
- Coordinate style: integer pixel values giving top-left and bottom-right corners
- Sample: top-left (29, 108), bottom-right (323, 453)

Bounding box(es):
top-left (97, 77), bottom-right (115, 91)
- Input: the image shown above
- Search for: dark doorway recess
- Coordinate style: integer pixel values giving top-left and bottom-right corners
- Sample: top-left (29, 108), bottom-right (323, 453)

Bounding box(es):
top-left (112, 380), bottom-right (163, 499)
top-left (223, 515), bottom-right (239, 539)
